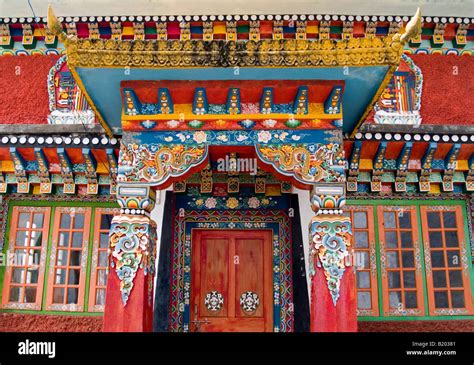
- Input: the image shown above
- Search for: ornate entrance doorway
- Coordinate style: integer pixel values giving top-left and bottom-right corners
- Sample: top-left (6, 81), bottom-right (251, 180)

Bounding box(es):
top-left (190, 230), bottom-right (273, 332)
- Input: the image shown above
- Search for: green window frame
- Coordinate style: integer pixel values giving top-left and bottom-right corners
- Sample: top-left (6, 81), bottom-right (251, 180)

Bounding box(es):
top-left (348, 199), bottom-right (474, 322)
top-left (0, 200), bottom-right (119, 316)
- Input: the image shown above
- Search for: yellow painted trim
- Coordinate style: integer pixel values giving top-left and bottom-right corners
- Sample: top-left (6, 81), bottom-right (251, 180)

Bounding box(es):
top-left (456, 160), bottom-right (468, 171)
top-left (349, 64), bottom-right (398, 138)
top-left (68, 65), bottom-right (114, 138)
top-left (359, 159), bottom-right (373, 170)
top-left (0, 161), bottom-right (14, 173)
top-left (122, 27), bottom-right (134, 36)
top-left (430, 184), bottom-right (441, 194)
top-left (122, 104), bottom-right (341, 122)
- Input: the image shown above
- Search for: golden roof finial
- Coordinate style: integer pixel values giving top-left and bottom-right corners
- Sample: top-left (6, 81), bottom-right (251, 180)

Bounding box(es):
top-left (400, 7), bottom-right (422, 44)
top-left (47, 5), bottom-right (68, 42)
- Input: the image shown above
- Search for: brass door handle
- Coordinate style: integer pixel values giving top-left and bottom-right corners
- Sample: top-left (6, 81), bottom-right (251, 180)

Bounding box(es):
top-left (191, 318), bottom-right (210, 332)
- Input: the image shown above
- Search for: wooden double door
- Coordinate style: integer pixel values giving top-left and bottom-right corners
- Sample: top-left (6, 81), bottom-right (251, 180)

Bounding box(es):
top-left (190, 230), bottom-right (273, 332)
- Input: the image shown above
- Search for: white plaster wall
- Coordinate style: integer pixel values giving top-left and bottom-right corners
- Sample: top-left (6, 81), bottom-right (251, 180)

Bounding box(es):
top-left (150, 187), bottom-right (172, 301)
top-left (294, 187), bottom-right (313, 305)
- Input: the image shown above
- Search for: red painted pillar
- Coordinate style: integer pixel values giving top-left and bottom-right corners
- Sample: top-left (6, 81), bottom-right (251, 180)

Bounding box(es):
top-left (103, 263), bottom-right (154, 332)
top-left (310, 260), bottom-right (357, 332)
top-left (308, 185), bottom-right (357, 332)
top-left (102, 188), bottom-right (157, 332)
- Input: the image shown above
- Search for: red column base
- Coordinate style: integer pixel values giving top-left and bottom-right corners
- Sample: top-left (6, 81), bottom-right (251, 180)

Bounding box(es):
top-left (103, 267), bottom-right (154, 332)
top-left (310, 267), bottom-right (357, 332)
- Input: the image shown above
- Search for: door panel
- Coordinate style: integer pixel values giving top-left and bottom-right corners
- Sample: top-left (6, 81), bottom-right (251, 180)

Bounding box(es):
top-left (235, 238), bottom-right (264, 318)
top-left (200, 237), bottom-right (230, 318)
top-left (191, 230), bottom-right (273, 332)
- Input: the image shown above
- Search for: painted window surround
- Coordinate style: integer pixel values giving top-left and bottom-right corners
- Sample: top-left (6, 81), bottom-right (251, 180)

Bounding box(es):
top-left (349, 199), bottom-right (474, 322)
top-left (0, 200), bottom-right (119, 316)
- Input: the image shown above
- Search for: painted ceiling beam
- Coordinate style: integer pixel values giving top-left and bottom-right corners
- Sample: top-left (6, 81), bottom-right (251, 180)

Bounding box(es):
top-left (466, 153), bottom-right (474, 191)
top-left (106, 148), bottom-right (118, 195)
top-left (371, 141), bottom-right (387, 192)
top-left (9, 147), bottom-right (29, 193)
top-left (324, 86), bottom-right (343, 114)
top-left (193, 88), bottom-right (209, 115)
top-left (346, 140), bottom-right (362, 192)
top-left (34, 147), bottom-right (52, 194)
top-left (394, 142), bottom-right (412, 192)
top-left (419, 142), bottom-right (437, 192)
top-left (57, 148), bottom-right (75, 194)
top-left (442, 143), bottom-right (461, 192)
top-left (82, 148), bottom-right (98, 195)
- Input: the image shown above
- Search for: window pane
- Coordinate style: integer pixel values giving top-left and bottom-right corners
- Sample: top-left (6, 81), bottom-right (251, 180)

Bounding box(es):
top-left (402, 251), bottom-right (415, 268)
top-left (443, 212), bottom-right (457, 229)
top-left (99, 251), bottom-right (108, 267)
top-left (26, 268), bottom-right (39, 284)
top-left (428, 231), bottom-right (443, 248)
top-left (434, 291), bottom-right (449, 308)
top-left (355, 231), bottom-right (368, 248)
top-left (73, 214), bottom-right (85, 229)
top-left (55, 268), bottom-right (66, 285)
top-left (451, 291), bottom-right (465, 308)
top-left (403, 271), bottom-right (416, 288)
top-left (58, 232), bottom-right (70, 247)
top-left (388, 271), bottom-right (401, 288)
top-left (357, 292), bottom-right (371, 309)
top-left (30, 249), bottom-right (41, 265)
top-left (405, 291), bottom-right (417, 309)
top-left (356, 271), bottom-right (370, 289)
top-left (387, 252), bottom-right (399, 268)
top-left (100, 214), bottom-right (113, 230)
top-left (357, 252), bottom-right (369, 269)
top-left (14, 249), bottom-right (27, 265)
top-left (98, 270), bottom-right (107, 286)
top-left (15, 231), bottom-right (28, 247)
top-left (30, 231), bottom-right (43, 247)
top-left (96, 288), bottom-right (106, 306)
top-left (384, 212), bottom-right (396, 228)
top-left (11, 268), bottom-right (25, 284)
top-left (71, 232), bottom-right (83, 248)
top-left (18, 213), bottom-right (30, 228)
top-left (9, 286), bottom-right (23, 302)
top-left (56, 249), bottom-right (68, 266)
top-left (24, 287), bottom-right (36, 303)
top-left (433, 270), bottom-right (447, 288)
top-left (60, 213), bottom-right (71, 229)
top-left (449, 270), bottom-right (463, 288)
top-left (398, 213), bottom-right (411, 228)
top-left (99, 233), bottom-right (109, 248)
top-left (431, 251), bottom-right (445, 268)
top-left (67, 288), bottom-right (78, 304)
top-left (400, 232), bottom-right (413, 248)
top-left (53, 287), bottom-right (64, 303)
top-left (69, 251), bottom-right (81, 266)
top-left (447, 250), bottom-right (461, 267)
top-left (427, 212), bottom-right (441, 228)
top-left (385, 231), bottom-right (398, 248)
top-left (68, 269), bottom-right (81, 285)
top-left (444, 231), bottom-right (459, 248)
top-left (32, 213), bottom-right (44, 229)
top-left (389, 291), bottom-right (402, 309)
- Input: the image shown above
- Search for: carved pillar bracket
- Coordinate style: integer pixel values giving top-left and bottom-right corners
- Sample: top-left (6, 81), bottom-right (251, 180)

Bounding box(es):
top-left (309, 183), bottom-right (352, 305)
top-left (117, 139), bottom-right (208, 187)
top-left (255, 138), bottom-right (345, 186)
top-left (110, 185), bottom-right (156, 306)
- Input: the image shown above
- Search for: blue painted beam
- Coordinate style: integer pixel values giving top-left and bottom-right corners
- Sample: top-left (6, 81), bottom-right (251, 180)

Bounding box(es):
top-left (396, 142), bottom-right (413, 171)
